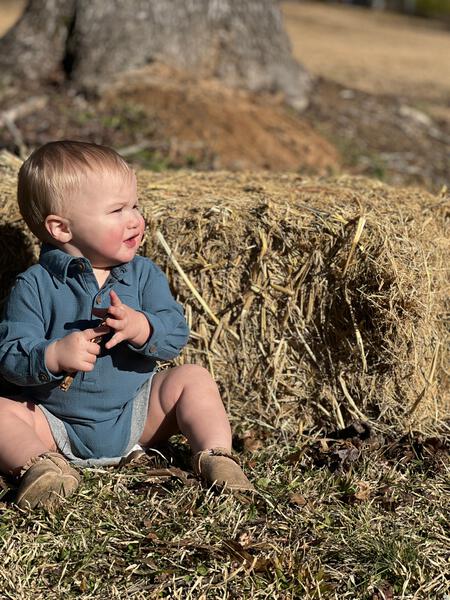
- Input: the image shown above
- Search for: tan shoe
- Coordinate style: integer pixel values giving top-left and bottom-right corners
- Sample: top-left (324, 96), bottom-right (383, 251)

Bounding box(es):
top-left (15, 452), bottom-right (81, 510)
top-left (193, 447), bottom-right (254, 492)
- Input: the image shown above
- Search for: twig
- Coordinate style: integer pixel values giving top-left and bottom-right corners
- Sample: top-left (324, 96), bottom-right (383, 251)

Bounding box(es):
top-left (0, 96), bottom-right (47, 160)
top-left (338, 373), bottom-right (370, 422)
top-left (407, 342), bottom-right (440, 417)
top-left (344, 284), bottom-right (367, 373)
top-left (329, 392), bottom-right (345, 429)
top-left (0, 96), bottom-right (48, 126)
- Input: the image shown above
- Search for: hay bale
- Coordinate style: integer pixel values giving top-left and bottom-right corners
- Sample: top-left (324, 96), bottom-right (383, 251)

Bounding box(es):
top-left (0, 152), bottom-right (38, 305)
top-left (0, 151), bottom-right (448, 435)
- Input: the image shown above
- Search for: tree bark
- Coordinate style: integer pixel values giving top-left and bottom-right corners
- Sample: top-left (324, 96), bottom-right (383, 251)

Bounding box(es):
top-left (0, 0), bottom-right (76, 82)
top-left (0, 0), bottom-right (311, 110)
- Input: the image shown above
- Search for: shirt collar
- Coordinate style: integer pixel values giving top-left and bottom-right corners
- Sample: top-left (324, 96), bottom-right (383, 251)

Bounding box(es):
top-left (110, 263), bottom-right (132, 285)
top-left (39, 244), bottom-right (132, 285)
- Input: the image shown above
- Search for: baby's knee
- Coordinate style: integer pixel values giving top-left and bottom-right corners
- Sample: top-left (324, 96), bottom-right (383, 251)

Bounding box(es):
top-left (0, 396), bottom-right (20, 414)
top-left (174, 364), bottom-right (215, 384)
top-left (0, 396), bottom-right (34, 421)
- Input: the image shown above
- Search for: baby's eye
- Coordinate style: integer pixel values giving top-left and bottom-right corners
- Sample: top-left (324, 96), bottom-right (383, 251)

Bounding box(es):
top-left (112, 207), bottom-right (123, 213)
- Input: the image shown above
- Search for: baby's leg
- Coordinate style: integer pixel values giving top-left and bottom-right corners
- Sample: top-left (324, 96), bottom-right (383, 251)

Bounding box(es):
top-left (0, 396), bottom-right (57, 476)
top-left (139, 365), bottom-right (253, 491)
top-left (139, 364), bottom-right (232, 454)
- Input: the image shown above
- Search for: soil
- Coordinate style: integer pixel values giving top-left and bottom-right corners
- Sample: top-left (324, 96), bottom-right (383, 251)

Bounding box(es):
top-left (0, 1), bottom-right (449, 191)
top-left (100, 65), bottom-right (339, 173)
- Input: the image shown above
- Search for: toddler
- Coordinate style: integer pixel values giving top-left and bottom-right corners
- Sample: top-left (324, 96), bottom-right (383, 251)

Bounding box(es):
top-left (0, 140), bottom-right (253, 509)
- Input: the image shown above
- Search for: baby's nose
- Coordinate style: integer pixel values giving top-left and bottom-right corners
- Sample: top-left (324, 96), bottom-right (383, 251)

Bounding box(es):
top-left (127, 209), bottom-right (140, 227)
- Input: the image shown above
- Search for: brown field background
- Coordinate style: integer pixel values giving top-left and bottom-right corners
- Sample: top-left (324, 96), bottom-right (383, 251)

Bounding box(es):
top-left (282, 1), bottom-right (450, 109)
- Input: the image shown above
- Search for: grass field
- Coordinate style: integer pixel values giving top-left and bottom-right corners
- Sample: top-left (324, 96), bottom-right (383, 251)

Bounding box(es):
top-left (281, 1), bottom-right (450, 107)
top-left (1, 431), bottom-right (448, 599)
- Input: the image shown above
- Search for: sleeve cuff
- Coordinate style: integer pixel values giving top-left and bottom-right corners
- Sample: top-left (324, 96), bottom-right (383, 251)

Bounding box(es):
top-left (127, 311), bottom-right (165, 357)
top-left (30, 340), bottom-right (64, 384)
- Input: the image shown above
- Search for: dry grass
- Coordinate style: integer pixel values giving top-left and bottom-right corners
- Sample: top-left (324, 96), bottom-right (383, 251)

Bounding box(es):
top-left (0, 433), bottom-right (449, 599)
top-left (0, 152), bottom-right (449, 598)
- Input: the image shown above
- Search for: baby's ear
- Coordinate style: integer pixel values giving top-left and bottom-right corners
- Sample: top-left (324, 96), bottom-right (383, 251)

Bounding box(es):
top-left (44, 214), bottom-right (72, 243)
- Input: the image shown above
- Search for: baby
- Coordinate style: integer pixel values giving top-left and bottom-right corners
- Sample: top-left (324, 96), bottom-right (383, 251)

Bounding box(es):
top-left (0, 140), bottom-right (253, 509)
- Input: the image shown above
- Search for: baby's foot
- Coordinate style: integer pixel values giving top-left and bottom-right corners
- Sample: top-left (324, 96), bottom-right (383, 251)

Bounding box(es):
top-left (15, 452), bottom-right (80, 510)
top-left (193, 447), bottom-right (254, 492)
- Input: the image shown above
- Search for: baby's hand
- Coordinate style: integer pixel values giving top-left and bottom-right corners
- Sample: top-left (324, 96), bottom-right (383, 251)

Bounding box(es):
top-left (45, 325), bottom-right (110, 375)
top-left (100, 290), bottom-right (151, 350)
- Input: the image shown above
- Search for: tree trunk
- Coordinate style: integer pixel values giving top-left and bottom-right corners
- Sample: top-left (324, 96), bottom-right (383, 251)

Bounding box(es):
top-left (0, 0), bottom-right (311, 110)
top-left (0, 0), bottom-right (76, 82)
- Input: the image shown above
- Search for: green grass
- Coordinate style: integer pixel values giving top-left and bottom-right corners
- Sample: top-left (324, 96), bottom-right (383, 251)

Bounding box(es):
top-left (1, 432), bottom-right (448, 599)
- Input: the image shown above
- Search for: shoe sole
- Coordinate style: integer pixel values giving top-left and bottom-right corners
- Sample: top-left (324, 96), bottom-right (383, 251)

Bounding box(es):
top-left (16, 470), bottom-right (80, 510)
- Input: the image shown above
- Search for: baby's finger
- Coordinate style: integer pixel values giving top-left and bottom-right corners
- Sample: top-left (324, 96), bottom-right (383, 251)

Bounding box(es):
top-left (105, 316), bottom-right (125, 331)
top-left (83, 352), bottom-right (97, 365)
top-left (105, 332), bottom-right (124, 350)
top-left (106, 304), bottom-right (125, 318)
top-left (87, 341), bottom-right (102, 355)
top-left (80, 361), bottom-right (95, 372)
top-left (109, 290), bottom-right (122, 306)
top-left (83, 325), bottom-right (110, 340)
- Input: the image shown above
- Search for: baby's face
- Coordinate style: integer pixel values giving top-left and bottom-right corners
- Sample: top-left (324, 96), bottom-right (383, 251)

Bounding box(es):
top-left (64, 170), bottom-right (145, 268)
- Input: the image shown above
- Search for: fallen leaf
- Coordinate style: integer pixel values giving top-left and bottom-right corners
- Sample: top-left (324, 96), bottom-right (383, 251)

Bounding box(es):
top-left (222, 539), bottom-right (274, 573)
top-left (222, 539), bottom-right (253, 564)
top-left (354, 481), bottom-right (370, 501)
top-left (241, 430), bottom-right (264, 453)
top-left (289, 493), bottom-right (307, 506)
top-left (238, 531), bottom-right (253, 547)
top-left (372, 581), bottom-right (394, 600)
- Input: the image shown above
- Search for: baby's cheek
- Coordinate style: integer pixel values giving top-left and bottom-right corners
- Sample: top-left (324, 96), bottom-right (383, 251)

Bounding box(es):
top-left (104, 226), bottom-right (125, 249)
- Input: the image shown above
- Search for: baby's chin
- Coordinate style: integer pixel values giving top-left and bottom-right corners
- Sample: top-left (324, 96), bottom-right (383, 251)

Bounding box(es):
top-left (91, 259), bottom-right (126, 270)
top-left (91, 243), bottom-right (142, 269)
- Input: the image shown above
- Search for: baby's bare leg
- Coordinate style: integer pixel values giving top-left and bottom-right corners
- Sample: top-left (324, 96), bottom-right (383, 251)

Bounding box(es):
top-left (0, 396), bottom-right (57, 476)
top-left (139, 364), bottom-right (232, 454)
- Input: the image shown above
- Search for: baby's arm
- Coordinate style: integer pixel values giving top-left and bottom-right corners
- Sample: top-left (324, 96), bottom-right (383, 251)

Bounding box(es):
top-left (0, 277), bottom-right (110, 384)
top-left (0, 277), bottom-right (60, 386)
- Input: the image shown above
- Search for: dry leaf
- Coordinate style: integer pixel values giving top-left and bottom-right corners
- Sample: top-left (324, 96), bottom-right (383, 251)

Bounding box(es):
top-left (354, 481), bottom-right (370, 501)
top-left (289, 493), bottom-right (307, 506)
top-left (241, 430), bottom-right (264, 453)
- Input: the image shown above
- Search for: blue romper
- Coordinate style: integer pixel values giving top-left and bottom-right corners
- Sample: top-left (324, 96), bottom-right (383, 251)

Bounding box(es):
top-left (0, 244), bottom-right (189, 461)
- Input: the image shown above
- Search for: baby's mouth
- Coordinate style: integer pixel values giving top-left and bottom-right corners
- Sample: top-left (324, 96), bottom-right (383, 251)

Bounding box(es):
top-left (123, 233), bottom-right (140, 248)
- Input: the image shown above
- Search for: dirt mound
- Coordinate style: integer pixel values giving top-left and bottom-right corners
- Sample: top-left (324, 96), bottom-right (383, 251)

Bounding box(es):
top-left (1, 152), bottom-right (447, 435)
top-left (101, 64), bottom-right (339, 173)
top-left (0, 64), bottom-right (339, 175)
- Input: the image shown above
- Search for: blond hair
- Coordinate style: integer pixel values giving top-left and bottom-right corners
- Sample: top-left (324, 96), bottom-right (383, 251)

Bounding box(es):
top-left (18, 140), bottom-right (133, 242)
